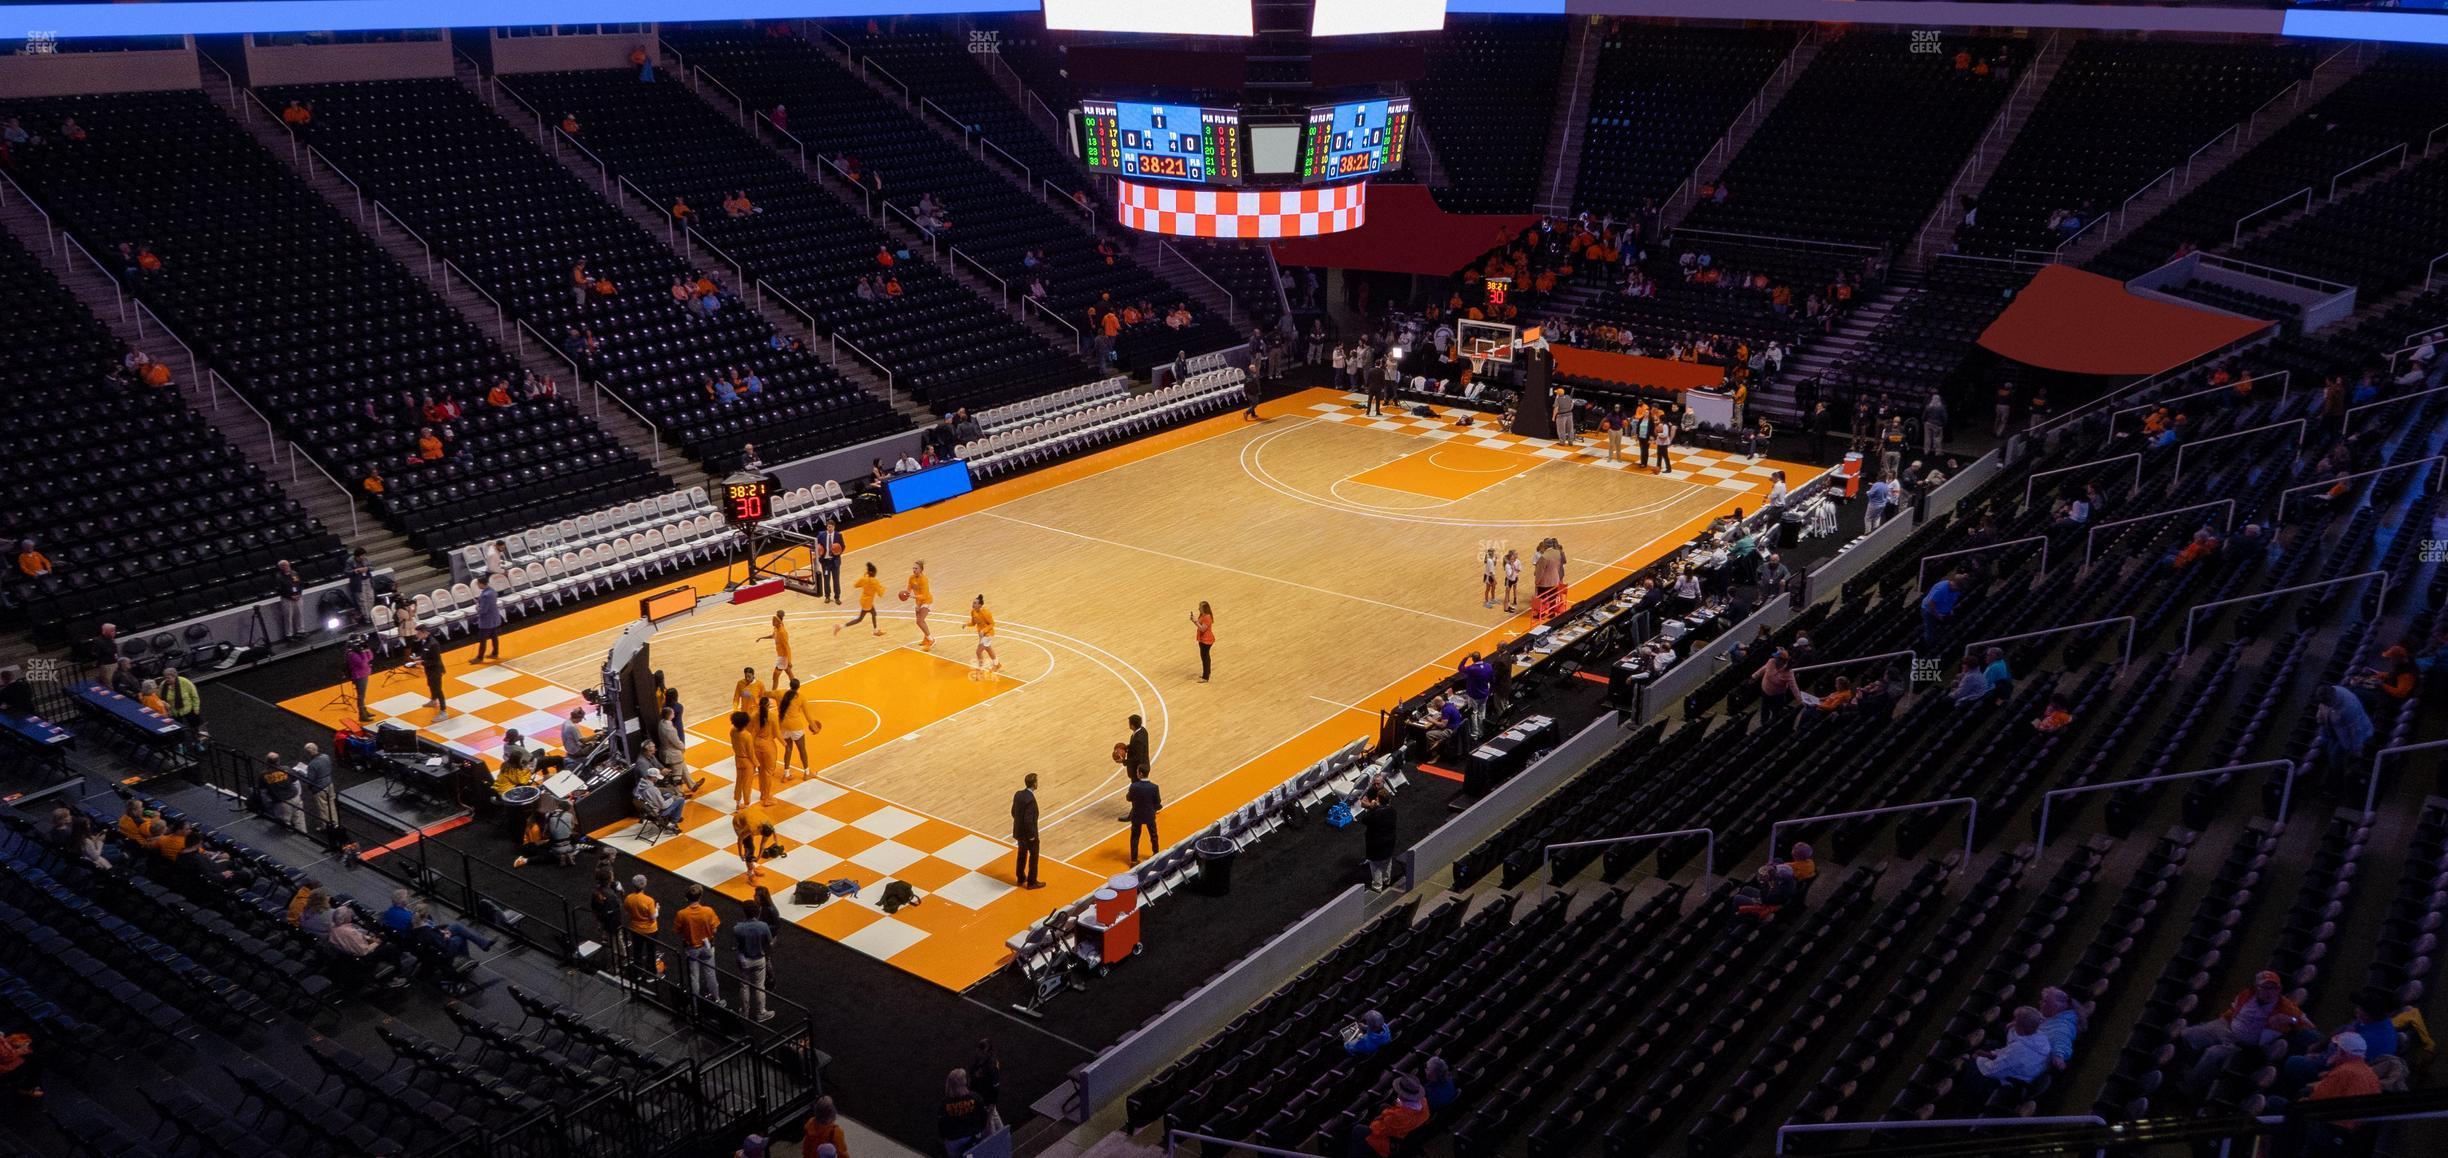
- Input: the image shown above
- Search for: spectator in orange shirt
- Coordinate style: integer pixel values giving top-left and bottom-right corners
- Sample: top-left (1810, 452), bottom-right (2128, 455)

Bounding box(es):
top-left (362, 466), bottom-right (386, 495)
top-left (1101, 311), bottom-right (1121, 339)
top-left (671, 198), bottom-right (693, 221)
top-left (1346, 1074), bottom-right (1430, 1157)
top-left (876, 245), bottom-right (894, 268)
top-left (281, 100), bottom-right (312, 127)
top-left (417, 427), bottom-right (446, 461)
top-left (673, 884), bottom-right (722, 1003)
top-left (883, 276), bottom-right (902, 298)
top-left (16, 539), bottom-right (51, 578)
top-left (486, 381), bottom-right (514, 408)
top-left (560, 113), bottom-right (581, 135)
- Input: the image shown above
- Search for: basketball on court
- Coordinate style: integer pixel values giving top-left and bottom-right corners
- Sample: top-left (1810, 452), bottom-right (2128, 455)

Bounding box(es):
top-left (1112, 742), bottom-right (1129, 764)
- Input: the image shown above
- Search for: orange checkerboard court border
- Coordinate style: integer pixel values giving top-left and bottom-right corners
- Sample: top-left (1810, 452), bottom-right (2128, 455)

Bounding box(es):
top-left (278, 387), bottom-right (1799, 991)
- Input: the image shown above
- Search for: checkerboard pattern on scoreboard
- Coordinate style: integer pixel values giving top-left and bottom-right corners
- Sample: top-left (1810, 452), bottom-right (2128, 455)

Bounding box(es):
top-left (1311, 396), bottom-right (1791, 493)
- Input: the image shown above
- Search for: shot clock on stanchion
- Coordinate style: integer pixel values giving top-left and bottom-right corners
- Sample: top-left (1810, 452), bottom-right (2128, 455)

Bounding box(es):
top-left (719, 470), bottom-right (775, 526)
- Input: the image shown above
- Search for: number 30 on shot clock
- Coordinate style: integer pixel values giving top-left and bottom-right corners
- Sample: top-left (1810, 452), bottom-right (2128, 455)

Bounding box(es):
top-left (721, 472), bottom-right (774, 526)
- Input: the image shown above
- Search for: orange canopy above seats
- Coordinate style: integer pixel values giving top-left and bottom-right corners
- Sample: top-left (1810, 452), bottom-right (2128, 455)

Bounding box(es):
top-left (1977, 264), bottom-right (2270, 377)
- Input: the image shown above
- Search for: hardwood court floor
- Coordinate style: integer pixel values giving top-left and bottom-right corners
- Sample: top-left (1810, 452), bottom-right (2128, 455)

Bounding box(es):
top-left (284, 389), bottom-right (1805, 987)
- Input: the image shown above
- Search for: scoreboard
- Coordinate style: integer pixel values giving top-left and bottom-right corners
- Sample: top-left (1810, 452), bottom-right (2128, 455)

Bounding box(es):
top-left (1299, 97), bottom-right (1411, 184)
top-left (1078, 100), bottom-right (1243, 185)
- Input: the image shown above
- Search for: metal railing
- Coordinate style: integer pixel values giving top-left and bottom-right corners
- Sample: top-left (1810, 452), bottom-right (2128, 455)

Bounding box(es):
top-left (0, 167), bottom-right (53, 254)
top-left (1966, 616), bottom-right (2140, 672)
top-left (2107, 372), bottom-right (2291, 439)
top-left (982, 136), bottom-right (1031, 187)
top-left (2428, 249), bottom-right (2448, 291)
top-left (863, 58), bottom-right (911, 106)
top-left (2195, 253), bottom-right (2352, 294)
top-left (882, 201), bottom-right (941, 257)
top-left (305, 144), bottom-right (366, 221)
top-left (1778, 1116), bottom-right (2106, 1156)
top-left (1917, 537), bottom-right (2046, 592)
top-left (753, 109), bottom-right (807, 171)
top-left (1157, 242), bottom-right (1239, 323)
top-left (947, 245), bottom-right (1009, 305)
top-left (1544, 828), bottom-right (1716, 884)
top-left (2025, 328), bottom-right (2274, 446)
top-left (2173, 418), bottom-right (2306, 486)
top-left (832, 331), bottom-right (894, 400)
top-left (58, 230), bottom-right (124, 320)
top-left (513, 318), bottom-right (660, 465)
top-left (2345, 382), bottom-right (2448, 433)
top-left (441, 257), bottom-right (508, 343)
top-left (129, 297), bottom-right (199, 384)
top-left (2181, 570), bottom-right (2389, 653)
top-left (682, 225), bottom-right (747, 285)
top-left (196, 50), bottom-right (239, 105)
top-left (617, 175), bottom-right (676, 246)
top-left (2275, 459), bottom-right (2445, 523)
top-left (2232, 186), bottom-right (2312, 245)
top-left (2023, 453), bottom-right (2140, 506)
top-left (244, 89), bottom-right (301, 162)
top-left (2329, 141), bottom-right (2407, 202)
top-left (1048, 178), bottom-right (1094, 219)
top-left (819, 25), bottom-right (854, 59)
top-left (1790, 650), bottom-right (1917, 684)
top-left (1664, 27), bottom-right (1813, 223)
top-left (1918, 31), bottom-right (2058, 264)
top-left (2085, 499), bottom-right (2236, 567)
top-left (696, 68), bottom-right (747, 124)
top-left (2370, 740), bottom-right (2448, 816)
top-left (370, 202), bottom-right (436, 278)
top-left (1770, 798), bottom-right (1977, 876)
top-left (2037, 761), bottom-right (2295, 849)
top-left (1026, 295), bottom-right (1082, 352)
top-left (1165, 1131), bottom-right (1315, 1158)
top-left (919, 95), bottom-right (966, 137)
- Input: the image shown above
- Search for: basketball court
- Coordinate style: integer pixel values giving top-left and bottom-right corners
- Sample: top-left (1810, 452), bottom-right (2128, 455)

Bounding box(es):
top-left (279, 386), bottom-right (1807, 989)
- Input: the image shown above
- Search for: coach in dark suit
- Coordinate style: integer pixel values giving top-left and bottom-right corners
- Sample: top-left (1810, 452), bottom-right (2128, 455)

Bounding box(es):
top-left (414, 626), bottom-right (450, 720)
top-left (1126, 767), bottom-right (1162, 864)
top-left (1124, 714), bottom-right (1150, 778)
top-left (1011, 773), bottom-right (1043, 888)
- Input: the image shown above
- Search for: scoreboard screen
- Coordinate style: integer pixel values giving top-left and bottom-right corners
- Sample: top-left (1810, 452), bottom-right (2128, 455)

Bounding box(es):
top-left (1078, 100), bottom-right (1243, 185)
top-left (719, 471), bottom-right (774, 526)
top-left (1299, 98), bottom-right (1411, 184)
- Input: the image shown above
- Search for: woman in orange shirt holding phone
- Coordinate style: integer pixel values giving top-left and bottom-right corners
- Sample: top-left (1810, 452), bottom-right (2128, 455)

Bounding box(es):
top-left (1191, 602), bottom-right (1215, 682)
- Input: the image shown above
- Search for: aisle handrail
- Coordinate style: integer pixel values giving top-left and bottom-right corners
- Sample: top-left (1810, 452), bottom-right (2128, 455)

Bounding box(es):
top-left (1544, 828), bottom-right (1715, 884)
top-left (1770, 798), bottom-right (1977, 877)
top-left (2038, 762), bottom-right (2294, 850)
top-left (2084, 499), bottom-right (2236, 567)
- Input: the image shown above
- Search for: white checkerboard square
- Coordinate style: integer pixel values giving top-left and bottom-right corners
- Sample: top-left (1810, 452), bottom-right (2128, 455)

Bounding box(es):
top-left (764, 844), bottom-right (841, 881)
top-left (778, 778), bottom-right (846, 808)
top-left (456, 665), bottom-right (522, 688)
top-left (372, 693), bottom-right (429, 718)
top-left (935, 834), bottom-right (1010, 871)
top-left (513, 685), bottom-right (583, 709)
top-left (840, 917), bottom-right (928, 960)
top-left (847, 838), bottom-right (926, 876)
top-left (850, 806), bottom-right (923, 839)
top-left (447, 687), bottom-right (506, 713)
top-left (935, 871), bottom-right (1016, 911)
top-left (774, 811), bottom-right (844, 843)
top-left (428, 712), bottom-right (495, 740)
top-left (676, 849), bottom-right (746, 887)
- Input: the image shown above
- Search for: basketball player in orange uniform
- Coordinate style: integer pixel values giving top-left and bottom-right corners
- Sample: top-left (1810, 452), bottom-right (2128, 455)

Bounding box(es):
top-left (732, 798), bottom-right (775, 882)
top-left (968, 594), bottom-right (1001, 677)
top-left (835, 562), bottom-right (886, 637)
top-left (732, 666), bottom-right (761, 716)
top-left (747, 692), bottom-right (784, 804)
top-left (901, 561), bottom-right (935, 651)
top-left (728, 710), bottom-right (758, 808)
top-left (757, 609), bottom-right (792, 688)
top-left (776, 678), bottom-right (819, 776)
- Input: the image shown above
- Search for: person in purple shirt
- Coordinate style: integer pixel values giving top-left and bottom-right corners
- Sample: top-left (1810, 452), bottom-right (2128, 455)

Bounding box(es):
top-left (474, 575), bottom-right (505, 662)
top-left (344, 637), bottom-right (375, 722)
top-left (1456, 653), bottom-right (1495, 725)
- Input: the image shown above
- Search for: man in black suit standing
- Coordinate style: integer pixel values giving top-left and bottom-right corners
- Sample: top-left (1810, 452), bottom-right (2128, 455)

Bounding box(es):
top-left (1126, 766), bottom-right (1162, 864)
top-left (1011, 773), bottom-right (1043, 889)
top-left (1124, 714), bottom-right (1150, 779)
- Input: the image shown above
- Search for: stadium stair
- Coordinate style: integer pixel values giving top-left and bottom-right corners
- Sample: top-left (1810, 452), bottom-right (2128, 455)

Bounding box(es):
top-left (1654, 30), bottom-right (1823, 236)
top-left (461, 64), bottom-right (921, 431)
top-left (1900, 33), bottom-right (2071, 271)
top-left (207, 81), bottom-right (711, 511)
top-left (1533, 14), bottom-right (1605, 215)
top-left (2055, 39), bottom-right (2381, 270)
top-left (1758, 279), bottom-right (1916, 422)
top-left (0, 168), bottom-right (443, 603)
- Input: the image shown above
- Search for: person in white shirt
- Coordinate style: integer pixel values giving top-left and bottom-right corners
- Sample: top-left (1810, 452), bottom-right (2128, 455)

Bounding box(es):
top-left (894, 453), bottom-right (922, 474)
top-left (1963, 1007), bottom-right (2053, 1105)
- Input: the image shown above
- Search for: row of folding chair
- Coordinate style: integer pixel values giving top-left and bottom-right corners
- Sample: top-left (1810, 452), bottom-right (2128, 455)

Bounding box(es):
top-left (413, 515), bottom-right (738, 636)
top-left (976, 375), bottom-right (1132, 432)
top-left (454, 486), bottom-right (714, 580)
top-left (964, 377), bottom-right (1247, 479)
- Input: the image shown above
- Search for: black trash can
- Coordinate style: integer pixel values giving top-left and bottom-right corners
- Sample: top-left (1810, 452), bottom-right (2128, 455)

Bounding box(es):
top-left (1193, 835), bottom-right (1239, 897)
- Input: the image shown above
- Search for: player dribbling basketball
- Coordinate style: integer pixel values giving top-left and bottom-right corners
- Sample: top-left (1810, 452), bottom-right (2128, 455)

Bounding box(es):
top-left (835, 562), bottom-right (886, 637)
top-left (902, 561), bottom-right (934, 651)
top-left (968, 594), bottom-right (1001, 678)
